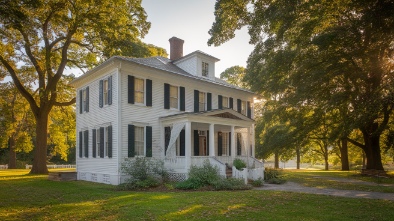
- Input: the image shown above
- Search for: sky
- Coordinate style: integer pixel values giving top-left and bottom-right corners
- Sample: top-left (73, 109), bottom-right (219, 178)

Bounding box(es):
top-left (141, 0), bottom-right (254, 77)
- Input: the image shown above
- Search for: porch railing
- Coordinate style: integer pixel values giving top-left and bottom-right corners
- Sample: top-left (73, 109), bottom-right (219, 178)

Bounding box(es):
top-left (232, 166), bottom-right (265, 184)
top-left (164, 156), bottom-right (185, 170)
top-left (235, 156), bottom-right (264, 168)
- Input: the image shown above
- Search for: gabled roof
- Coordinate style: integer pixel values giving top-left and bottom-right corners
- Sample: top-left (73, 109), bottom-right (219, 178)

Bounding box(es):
top-left (70, 55), bottom-right (254, 94)
top-left (173, 50), bottom-right (220, 63)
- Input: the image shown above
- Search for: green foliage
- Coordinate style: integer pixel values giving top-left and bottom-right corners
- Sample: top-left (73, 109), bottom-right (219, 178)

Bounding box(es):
top-left (251, 178), bottom-right (264, 187)
top-left (264, 168), bottom-right (286, 184)
top-left (220, 66), bottom-right (249, 89)
top-left (233, 158), bottom-right (247, 170)
top-left (121, 157), bottom-right (170, 190)
top-left (175, 160), bottom-right (250, 190)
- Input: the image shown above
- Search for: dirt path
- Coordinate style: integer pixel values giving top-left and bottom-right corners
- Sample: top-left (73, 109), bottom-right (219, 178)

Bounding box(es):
top-left (255, 181), bottom-right (394, 201)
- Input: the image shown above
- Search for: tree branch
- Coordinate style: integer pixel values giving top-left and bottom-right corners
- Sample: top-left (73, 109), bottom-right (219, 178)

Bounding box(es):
top-left (54, 97), bottom-right (76, 106)
top-left (0, 55), bottom-right (39, 115)
top-left (347, 137), bottom-right (365, 150)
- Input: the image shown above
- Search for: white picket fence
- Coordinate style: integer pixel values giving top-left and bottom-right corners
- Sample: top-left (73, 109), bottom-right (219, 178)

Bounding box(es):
top-left (25, 164), bottom-right (76, 169)
top-left (0, 164), bottom-right (8, 169)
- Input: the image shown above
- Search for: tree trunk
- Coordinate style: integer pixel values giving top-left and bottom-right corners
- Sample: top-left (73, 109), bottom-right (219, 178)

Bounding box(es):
top-left (324, 144), bottom-right (329, 171)
top-left (8, 136), bottom-right (17, 169)
top-left (363, 132), bottom-right (384, 170)
top-left (340, 138), bottom-right (349, 171)
top-left (296, 147), bottom-right (300, 169)
top-left (274, 152), bottom-right (279, 169)
top-left (30, 114), bottom-right (49, 174)
top-left (362, 151), bottom-right (366, 169)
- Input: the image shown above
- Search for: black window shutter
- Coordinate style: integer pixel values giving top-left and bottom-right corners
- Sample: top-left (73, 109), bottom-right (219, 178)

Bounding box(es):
top-left (128, 75), bottom-right (135, 104)
top-left (194, 130), bottom-right (199, 156)
top-left (194, 90), bottom-right (199, 113)
top-left (180, 86), bottom-right (185, 111)
top-left (108, 76), bottom-right (112, 105)
top-left (99, 80), bottom-right (103, 108)
top-left (218, 132), bottom-right (222, 156)
top-left (146, 79), bottom-right (152, 106)
top-left (229, 132), bottom-right (231, 156)
top-left (84, 130), bottom-right (89, 158)
top-left (218, 95), bottom-right (223, 109)
top-left (92, 129), bottom-right (96, 158)
top-left (164, 126), bottom-right (171, 154)
top-left (237, 99), bottom-right (242, 113)
top-left (86, 87), bottom-right (89, 112)
top-left (108, 125), bottom-right (112, 158)
top-left (247, 101), bottom-right (251, 118)
top-left (79, 90), bottom-right (83, 114)
top-left (128, 125), bottom-right (135, 157)
top-left (237, 133), bottom-right (241, 155)
top-left (229, 97), bottom-right (233, 109)
top-left (79, 131), bottom-right (82, 158)
top-left (100, 127), bottom-right (104, 158)
top-left (164, 83), bottom-right (170, 109)
top-left (207, 93), bottom-right (212, 111)
top-left (146, 126), bottom-right (152, 157)
top-left (207, 130), bottom-right (209, 156)
top-left (180, 129), bottom-right (185, 156)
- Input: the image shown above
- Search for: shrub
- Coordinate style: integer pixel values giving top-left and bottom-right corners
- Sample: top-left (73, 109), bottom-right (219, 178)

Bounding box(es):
top-left (264, 168), bottom-right (286, 184)
top-left (175, 160), bottom-right (250, 190)
top-left (233, 158), bottom-right (247, 170)
top-left (251, 178), bottom-right (264, 187)
top-left (121, 157), bottom-right (170, 190)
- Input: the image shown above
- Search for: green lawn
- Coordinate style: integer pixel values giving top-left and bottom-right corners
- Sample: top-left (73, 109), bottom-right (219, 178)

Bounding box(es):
top-left (1, 169), bottom-right (394, 221)
top-left (284, 169), bottom-right (394, 193)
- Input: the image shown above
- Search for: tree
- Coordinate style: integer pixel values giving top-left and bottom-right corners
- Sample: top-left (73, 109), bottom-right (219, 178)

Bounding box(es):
top-left (220, 66), bottom-right (249, 89)
top-left (208, 0), bottom-right (394, 170)
top-left (0, 82), bottom-right (34, 168)
top-left (0, 0), bottom-right (155, 173)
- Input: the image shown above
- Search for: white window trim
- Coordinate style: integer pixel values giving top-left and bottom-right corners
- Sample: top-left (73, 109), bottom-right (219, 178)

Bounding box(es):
top-left (241, 100), bottom-right (247, 115)
top-left (134, 126), bottom-right (145, 157)
top-left (222, 96), bottom-right (229, 108)
top-left (95, 123), bottom-right (111, 159)
top-left (202, 62), bottom-right (209, 77)
top-left (103, 78), bottom-right (109, 106)
top-left (81, 88), bottom-right (87, 113)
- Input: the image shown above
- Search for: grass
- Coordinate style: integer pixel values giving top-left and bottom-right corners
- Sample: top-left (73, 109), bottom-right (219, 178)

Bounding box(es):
top-left (283, 169), bottom-right (394, 193)
top-left (1, 169), bottom-right (394, 220)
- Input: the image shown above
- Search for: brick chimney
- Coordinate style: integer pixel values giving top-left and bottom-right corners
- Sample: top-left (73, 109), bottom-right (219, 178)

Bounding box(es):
top-left (169, 37), bottom-right (184, 60)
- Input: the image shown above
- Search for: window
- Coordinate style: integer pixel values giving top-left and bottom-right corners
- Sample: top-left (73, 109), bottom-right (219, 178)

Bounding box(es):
top-left (202, 62), bottom-right (209, 77)
top-left (170, 85), bottom-right (178, 109)
top-left (241, 100), bottom-right (247, 115)
top-left (79, 87), bottom-right (89, 113)
top-left (103, 79), bottom-right (109, 105)
top-left (199, 92), bottom-right (206, 112)
top-left (79, 130), bottom-right (89, 158)
top-left (135, 78), bottom-right (144, 104)
top-left (105, 127), bottom-right (109, 157)
top-left (222, 133), bottom-right (229, 156)
top-left (135, 126), bottom-right (144, 156)
top-left (222, 96), bottom-right (229, 108)
top-left (96, 129), bottom-right (100, 157)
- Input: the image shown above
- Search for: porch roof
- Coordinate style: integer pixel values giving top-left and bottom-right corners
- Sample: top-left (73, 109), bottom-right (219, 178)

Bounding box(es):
top-left (160, 108), bottom-right (254, 127)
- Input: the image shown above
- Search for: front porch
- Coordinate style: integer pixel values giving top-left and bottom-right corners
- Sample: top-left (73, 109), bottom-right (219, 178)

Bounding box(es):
top-left (160, 109), bottom-right (264, 181)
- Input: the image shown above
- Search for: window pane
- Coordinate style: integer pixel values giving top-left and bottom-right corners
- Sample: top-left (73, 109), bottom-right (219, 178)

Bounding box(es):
top-left (202, 62), bottom-right (209, 77)
top-left (199, 92), bottom-right (205, 111)
top-left (170, 86), bottom-right (178, 109)
top-left (222, 96), bottom-right (228, 108)
top-left (82, 89), bottom-right (86, 112)
top-left (241, 101), bottom-right (246, 115)
top-left (103, 80), bottom-right (108, 105)
top-left (222, 133), bottom-right (228, 156)
top-left (135, 78), bottom-right (144, 103)
top-left (96, 129), bottom-right (100, 156)
top-left (105, 127), bottom-right (109, 157)
top-left (135, 127), bottom-right (144, 156)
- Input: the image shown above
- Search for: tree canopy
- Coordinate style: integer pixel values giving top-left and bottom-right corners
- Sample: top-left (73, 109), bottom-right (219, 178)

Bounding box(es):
top-left (209, 0), bottom-right (394, 170)
top-left (0, 0), bottom-right (162, 173)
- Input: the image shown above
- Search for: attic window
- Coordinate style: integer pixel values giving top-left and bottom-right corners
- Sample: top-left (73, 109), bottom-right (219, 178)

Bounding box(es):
top-left (202, 62), bottom-right (209, 77)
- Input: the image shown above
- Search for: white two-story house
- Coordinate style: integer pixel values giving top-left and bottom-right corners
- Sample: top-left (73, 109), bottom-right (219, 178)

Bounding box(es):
top-left (70, 37), bottom-right (263, 185)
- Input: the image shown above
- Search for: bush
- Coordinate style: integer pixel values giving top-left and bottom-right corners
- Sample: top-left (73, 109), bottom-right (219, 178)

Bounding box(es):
top-left (264, 168), bottom-right (286, 184)
top-left (175, 160), bottom-right (250, 190)
top-left (233, 158), bottom-right (247, 170)
top-left (120, 157), bottom-right (170, 190)
top-left (251, 178), bottom-right (264, 187)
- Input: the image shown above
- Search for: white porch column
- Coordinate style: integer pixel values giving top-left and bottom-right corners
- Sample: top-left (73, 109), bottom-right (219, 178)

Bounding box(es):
top-left (185, 121), bottom-right (192, 171)
top-left (209, 124), bottom-right (215, 157)
top-left (251, 124), bottom-right (255, 158)
top-left (246, 127), bottom-right (250, 157)
top-left (230, 126), bottom-right (235, 159)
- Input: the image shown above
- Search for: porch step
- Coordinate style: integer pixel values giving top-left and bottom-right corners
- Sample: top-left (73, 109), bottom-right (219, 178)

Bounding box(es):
top-left (226, 167), bottom-right (232, 178)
